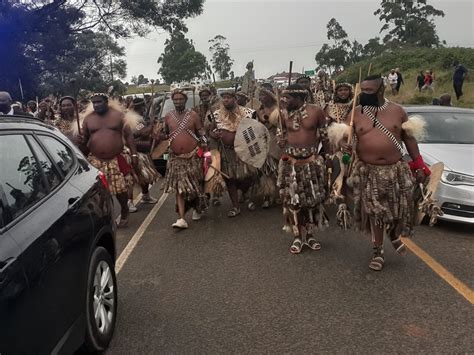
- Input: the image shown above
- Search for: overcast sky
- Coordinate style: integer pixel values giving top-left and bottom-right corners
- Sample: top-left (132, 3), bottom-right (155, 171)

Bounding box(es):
top-left (119, 0), bottom-right (473, 82)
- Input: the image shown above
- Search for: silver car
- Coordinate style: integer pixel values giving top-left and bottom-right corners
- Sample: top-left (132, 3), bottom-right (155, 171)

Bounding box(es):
top-left (406, 106), bottom-right (474, 224)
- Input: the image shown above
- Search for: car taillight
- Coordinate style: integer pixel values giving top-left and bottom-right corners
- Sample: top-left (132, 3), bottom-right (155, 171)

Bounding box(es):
top-left (98, 171), bottom-right (109, 190)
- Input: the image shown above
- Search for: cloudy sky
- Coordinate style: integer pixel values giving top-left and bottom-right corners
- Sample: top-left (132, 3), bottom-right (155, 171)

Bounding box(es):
top-left (119, 0), bottom-right (473, 82)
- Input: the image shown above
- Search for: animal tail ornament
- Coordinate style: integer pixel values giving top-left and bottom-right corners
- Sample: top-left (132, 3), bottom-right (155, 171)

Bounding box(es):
top-left (402, 115), bottom-right (427, 141)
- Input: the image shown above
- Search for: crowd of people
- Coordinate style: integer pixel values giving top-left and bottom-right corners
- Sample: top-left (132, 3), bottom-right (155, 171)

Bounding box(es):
top-left (0, 67), bottom-right (446, 272)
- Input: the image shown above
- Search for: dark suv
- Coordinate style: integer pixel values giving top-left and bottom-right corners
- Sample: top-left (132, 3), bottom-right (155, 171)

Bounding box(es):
top-left (0, 116), bottom-right (118, 353)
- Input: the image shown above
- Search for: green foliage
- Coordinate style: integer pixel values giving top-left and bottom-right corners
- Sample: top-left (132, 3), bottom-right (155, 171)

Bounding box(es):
top-left (0, 0), bottom-right (204, 100)
top-left (209, 35), bottom-right (234, 80)
top-left (158, 31), bottom-right (208, 84)
top-left (315, 18), bottom-right (352, 74)
top-left (336, 47), bottom-right (474, 83)
top-left (336, 47), bottom-right (474, 108)
top-left (375, 0), bottom-right (445, 48)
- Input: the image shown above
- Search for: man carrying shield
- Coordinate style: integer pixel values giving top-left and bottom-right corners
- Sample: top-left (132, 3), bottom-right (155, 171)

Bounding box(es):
top-left (278, 84), bottom-right (330, 254)
top-left (210, 90), bottom-right (258, 217)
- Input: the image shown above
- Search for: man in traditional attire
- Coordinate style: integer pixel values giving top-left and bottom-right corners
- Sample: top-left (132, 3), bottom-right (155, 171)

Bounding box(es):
top-left (278, 84), bottom-right (330, 254)
top-left (325, 83), bottom-right (353, 124)
top-left (210, 90), bottom-right (257, 217)
top-left (195, 87), bottom-right (225, 206)
top-left (295, 75), bottom-right (315, 104)
top-left (345, 74), bottom-right (430, 271)
top-left (53, 96), bottom-right (78, 142)
top-left (127, 97), bottom-right (159, 213)
top-left (160, 90), bottom-right (208, 229)
top-left (80, 93), bottom-right (138, 227)
top-left (257, 86), bottom-right (280, 208)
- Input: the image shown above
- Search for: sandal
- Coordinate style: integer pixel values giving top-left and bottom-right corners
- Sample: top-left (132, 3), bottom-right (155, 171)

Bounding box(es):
top-left (212, 198), bottom-right (221, 206)
top-left (391, 236), bottom-right (407, 256)
top-left (227, 207), bottom-right (241, 218)
top-left (307, 237), bottom-right (321, 251)
top-left (290, 238), bottom-right (303, 254)
top-left (369, 247), bottom-right (384, 271)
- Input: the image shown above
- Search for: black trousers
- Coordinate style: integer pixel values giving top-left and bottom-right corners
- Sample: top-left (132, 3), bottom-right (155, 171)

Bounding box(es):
top-left (453, 80), bottom-right (464, 99)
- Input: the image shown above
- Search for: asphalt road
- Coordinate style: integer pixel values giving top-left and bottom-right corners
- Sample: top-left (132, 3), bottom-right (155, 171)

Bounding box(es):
top-left (108, 184), bottom-right (474, 353)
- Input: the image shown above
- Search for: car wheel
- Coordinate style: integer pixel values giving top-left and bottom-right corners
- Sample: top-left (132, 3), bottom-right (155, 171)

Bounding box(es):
top-left (83, 246), bottom-right (118, 352)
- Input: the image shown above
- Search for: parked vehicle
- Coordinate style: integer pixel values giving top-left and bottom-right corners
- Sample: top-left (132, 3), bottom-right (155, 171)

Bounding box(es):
top-left (0, 116), bottom-right (118, 353)
top-left (406, 106), bottom-right (474, 224)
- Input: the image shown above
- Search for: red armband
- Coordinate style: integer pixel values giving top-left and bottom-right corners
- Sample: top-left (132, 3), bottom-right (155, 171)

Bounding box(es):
top-left (408, 155), bottom-right (431, 176)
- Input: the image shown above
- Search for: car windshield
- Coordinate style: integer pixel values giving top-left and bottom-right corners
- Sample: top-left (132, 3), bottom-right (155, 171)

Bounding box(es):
top-left (408, 112), bottom-right (474, 144)
top-left (160, 93), bottom-right (201, 118)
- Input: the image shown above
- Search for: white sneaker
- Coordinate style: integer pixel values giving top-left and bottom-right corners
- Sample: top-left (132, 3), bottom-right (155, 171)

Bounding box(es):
top-left (128, 200), bottom-right (138, 213)
top-left (192, 210), bottom-right (202, 221)
top-left (141, 194), bottom-right (158, 204)
top-left (172, 218), bottom-right (188, 229)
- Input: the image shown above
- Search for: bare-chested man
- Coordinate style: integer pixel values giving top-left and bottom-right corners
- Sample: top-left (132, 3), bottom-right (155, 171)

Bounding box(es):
top-left (210, 90), bottom-right (257, 217)
top-left (345, 74), bottom-right (429, 271)
top-left (278, 84), bottom-right (330, 254)
top-left (80, 93), bottom-right (138, 227)
top-left (161, 90), bottom-right (208, 229)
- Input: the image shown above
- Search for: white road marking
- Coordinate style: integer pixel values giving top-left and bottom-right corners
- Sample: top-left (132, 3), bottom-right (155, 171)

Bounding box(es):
top-left (115, 192), bottom-right (169, 274)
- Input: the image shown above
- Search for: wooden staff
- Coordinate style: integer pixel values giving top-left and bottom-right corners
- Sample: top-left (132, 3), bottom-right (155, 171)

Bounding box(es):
top-left (74, 99), bottom-right (81, 135)
top-left (288, 61), bottom-right (293, 86)
top-left (347, 67), bottom-right (362, 145)
top-left (275, 87), bottom-right (283, 136)
top-left (367, 62), bottom-right (373, 76)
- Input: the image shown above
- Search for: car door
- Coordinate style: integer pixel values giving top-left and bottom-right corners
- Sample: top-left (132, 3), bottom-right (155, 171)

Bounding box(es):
top-left (0, 185), bottom-right (28, 355)
top-left (0, 132), bottom-right (93, 353)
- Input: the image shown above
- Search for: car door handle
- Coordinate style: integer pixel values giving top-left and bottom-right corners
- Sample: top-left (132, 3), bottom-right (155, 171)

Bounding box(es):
top-left (68, 197), bottom-right (81, 211)
top-left (0, 257), bottom-right (17, 285)
top-left (0, 257), bottom-right (16, 273)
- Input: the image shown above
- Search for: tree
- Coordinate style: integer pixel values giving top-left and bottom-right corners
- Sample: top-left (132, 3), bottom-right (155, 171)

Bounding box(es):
top-left (209, 35), bottom-right (234, 80)
top-left (157, 31), bottom-right (208, 84)
top-left (362, 37), bottom-right (384, 58)
top-left (375, 0), bottom-right (445, 48)
top-left (5, 0), bottom-right (205, 37)
top-left (137, 74), bottom-right (149, 85)
top-left (347, 40), bottom-right (364, 65)
top-left (38, 31), bottom-right (127, 97)
top-left (0, 0), bottom-right (204, 99)
top-left (315, 18), bottom-right (351, 74)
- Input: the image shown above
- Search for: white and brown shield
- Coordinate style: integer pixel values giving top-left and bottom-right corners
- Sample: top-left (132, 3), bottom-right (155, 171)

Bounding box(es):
top-left (234, 118), bottom-right (270, 169)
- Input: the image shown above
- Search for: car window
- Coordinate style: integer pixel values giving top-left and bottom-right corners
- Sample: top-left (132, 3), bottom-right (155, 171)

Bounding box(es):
top-left (409, 112), bottom-right (474, 144)
top-left (38, 135), bottom-right (75, 176)
top-left (0, 135), bottom-right (49, 221)
top-left (26, 136), bottom-right (62, 190)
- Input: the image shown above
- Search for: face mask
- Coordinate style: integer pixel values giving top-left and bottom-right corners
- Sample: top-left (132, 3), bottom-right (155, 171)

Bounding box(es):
top-left (359, 81), bottom-right (383, 108)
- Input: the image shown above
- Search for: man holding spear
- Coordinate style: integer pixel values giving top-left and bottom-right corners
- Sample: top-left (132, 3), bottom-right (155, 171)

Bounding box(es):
top-left (344, 74), bottom-right (430, 271)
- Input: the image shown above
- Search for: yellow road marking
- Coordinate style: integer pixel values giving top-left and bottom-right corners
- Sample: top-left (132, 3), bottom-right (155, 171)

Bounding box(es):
top-left (402, 238), bottom-right (474, 305)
